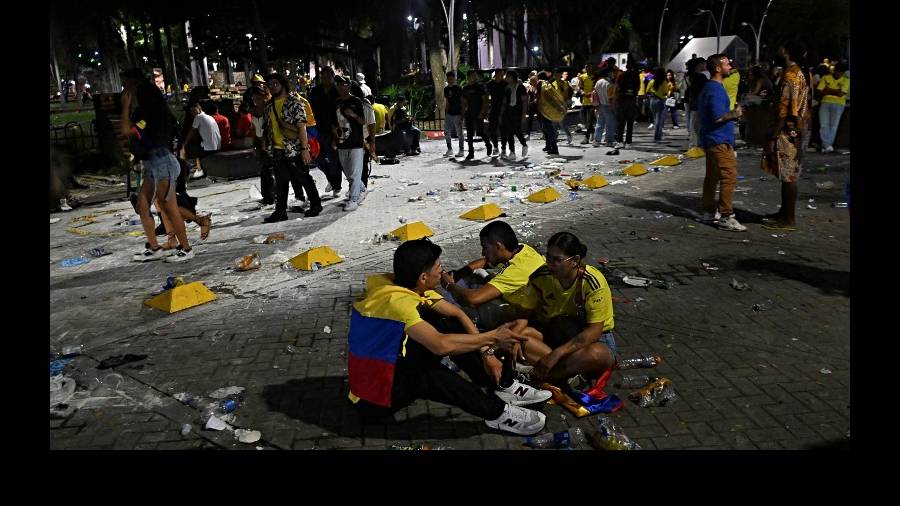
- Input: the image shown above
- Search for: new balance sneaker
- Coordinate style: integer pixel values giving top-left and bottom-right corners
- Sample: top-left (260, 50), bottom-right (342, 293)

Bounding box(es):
top-left (484, 403), bottom-right (546, 435)
top-left (165, 245), bottom-right (195, 263)
top-left (718, 214), bottom-right (748, 232)
top-left (444, 148), bottom-right (454, 157)
top-left (520, 144), bottom-right (528, 157)
top-left (494, 379), bottom-right (552, 406)
top-left (699, 211), bottom-right (722, 223)
top-left (132, 243), bottom-right (169, 262)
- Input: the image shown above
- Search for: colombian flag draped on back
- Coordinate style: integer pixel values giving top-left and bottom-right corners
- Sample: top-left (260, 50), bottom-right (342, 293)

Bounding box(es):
top-left (347, 274), bottom-right (443, 408)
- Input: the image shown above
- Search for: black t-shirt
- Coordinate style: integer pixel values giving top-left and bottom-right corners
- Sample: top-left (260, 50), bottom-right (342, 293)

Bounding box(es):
top-left (444, 84), bottom-right (464, 115)
top-left (335, 95), bottom-right (366, 149)
top-left (131, 105), bottom-right (177, 158)
top-left (616, 70), bottom-right (641, 102)
top-left (463, 83), bottom-right (486, 117)
top-left (487, 80), bottom-right (508, 114)
top-left (505, 83), bottom-right (528, 114)
top-left (309, 84), bottom-right (339, 128)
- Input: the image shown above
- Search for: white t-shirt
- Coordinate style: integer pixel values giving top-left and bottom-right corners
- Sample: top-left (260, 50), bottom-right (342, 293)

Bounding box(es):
top-left (363, 101), bottom-right (376, 127)
top-left (192, 112), bottom-right (221, 151)
top-left (251, 116), bottom-right (264, 138)
top-left (359, 83), bottom-right (372, 98)
top-left (594, 79), bottom-right (611, 106)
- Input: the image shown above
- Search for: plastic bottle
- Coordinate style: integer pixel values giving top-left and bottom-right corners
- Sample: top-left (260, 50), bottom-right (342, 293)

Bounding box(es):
top-left (592, 416), bottom-right (641, 450)
top-left (440, 356), bottom-right (460, 372)
top-left (525, 431), bottom-right (571, 449)
top-left (616, 374), bottom-right (654, 389)
top-left (61, 256), bottom-right (90, 267)
top-left (568, 427), bottom-right (589, 449)
top-left (617, 354), bottom-right (663, 370)
top-left (218, 393), bottom-right (244, 414)
top-left (61, 344), bottom-right (84, 356)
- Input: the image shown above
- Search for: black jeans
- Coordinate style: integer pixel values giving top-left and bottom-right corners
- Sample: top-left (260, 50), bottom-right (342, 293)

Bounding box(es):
top-left (581, 105), bottom-right (596, 141)
top-left (487, 110), bottom-right (503, 150)
top-left (273, 151), bottom-right (320, 214)
top-left (316, 129), bottom-right (343, 192)
top-left (465, 115), bottom-right (487, 153)
top-left (526, 103), bottom-right (539, 135)
top-left (257, 151), bottom-right (276, 204)
top-left (501, 111), bottom-right (527, 149)
top-left (616, 102), bottom-right (638, 144)
top-left (361, 151), bottom-right (372, 189)
top-left (355, 308), bottom-right (507, 421)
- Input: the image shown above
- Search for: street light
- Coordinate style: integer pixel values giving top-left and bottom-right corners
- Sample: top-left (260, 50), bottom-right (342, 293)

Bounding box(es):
top-left (657, 0), bottom-right (669, 66)
top-left (533, 46), bottom-right (539, 52)
top-left (407, 15), bottom-right (413, 21)
top-left (696, 3), bottom-right (727, 54)
top-left (741, 0), bottom-right (774, 63)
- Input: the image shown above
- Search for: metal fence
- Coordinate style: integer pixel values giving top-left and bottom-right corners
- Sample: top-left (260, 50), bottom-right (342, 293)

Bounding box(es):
top-left (50, 120), bottom-right (99, 152)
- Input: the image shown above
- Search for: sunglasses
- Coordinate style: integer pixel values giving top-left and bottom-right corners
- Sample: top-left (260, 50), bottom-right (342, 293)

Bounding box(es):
top-left (546, 254), bottom-right (575, 265)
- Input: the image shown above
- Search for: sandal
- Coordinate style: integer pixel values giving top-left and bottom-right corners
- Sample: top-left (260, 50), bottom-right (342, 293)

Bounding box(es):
top-left (160, 234), bottom-right (178, 250)
top-left (199, 215), bottom-right (212, 240)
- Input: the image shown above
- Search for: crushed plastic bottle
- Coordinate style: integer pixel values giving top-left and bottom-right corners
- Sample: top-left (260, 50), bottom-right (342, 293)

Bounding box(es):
top-left (617, 354), bottom-right (663, 370)
top-left (60, 344), bottom-right (84, 357)
top-left (525, 431), bottom-right (572, 449)
top-left (629, 377), bottom-right (677, 408)
top-left (88, 247), bottom-right (112, 258)
top-left (390, 442), bottom-right (452, 450)
top-left (752, 300), bottom-right (773, 312)
top-left (61, 256), bottom-right (90, 267)
top-left (311, 262), bottom-right (322, 271)
top-left (591, 416), bottom-right (641, 450)
top-left (235, 253), bottom-right (261, 271)
top-left (181, 424), bottom-right (192, 436)
top-left (832, 202), bottom-right (848, 208)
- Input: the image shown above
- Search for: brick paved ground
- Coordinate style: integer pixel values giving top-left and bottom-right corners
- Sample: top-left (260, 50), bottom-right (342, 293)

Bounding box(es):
top-left (50, 119), bottom-right (850, 450)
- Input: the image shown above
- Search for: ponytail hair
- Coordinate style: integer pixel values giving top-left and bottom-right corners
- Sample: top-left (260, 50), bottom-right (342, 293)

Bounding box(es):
top-left (547, 231), bottom-right (588, 260)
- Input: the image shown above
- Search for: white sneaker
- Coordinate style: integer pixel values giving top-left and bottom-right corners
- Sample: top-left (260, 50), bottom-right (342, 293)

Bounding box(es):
top-left (648, 123), bottom-right (655, 130)
top-left (165, 246), bottom-right (195, 262)
top-left (718, 215), bottom-right (748, 232)
top-left (344, 200), bottom-right (359, 212)
top-left (699, 211), bottom-right (722, 223)
top-left (613, 142), bottom-right (623, 149)
top-left (508, 147), bottom-right (516, 159)
top-left (444, 148), bottom-right (454, 157)
top-left (484, 403), bottom-right (546, 435)
top-left (520, 145), bottom-right (528, 157)
top-left (132, 245), bottom-right (169, 262)
top-left (59, 199), bottom-right (73, 212)
top-left (494, 379), bottom-right (552, 406)
top-left (357, 189), bottom-right (368, 204)
top-left (672, 125), bottom-right (680, 129)
top-left (824, 146), bottom-right (834, 153)
top-left (190, 170), bottom-right (205, 179)
top-left (455, 150), bottom-right (465, 158)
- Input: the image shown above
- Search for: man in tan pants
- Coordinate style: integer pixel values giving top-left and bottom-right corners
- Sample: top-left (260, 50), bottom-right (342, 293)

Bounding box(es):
top-left (696, 54), bottom-right (746, 232)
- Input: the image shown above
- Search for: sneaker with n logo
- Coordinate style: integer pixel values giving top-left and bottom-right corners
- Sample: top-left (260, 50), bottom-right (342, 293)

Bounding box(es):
top-left (484, 404), bottom-right (546, 435)
top-left (494, 379), bottom-right (552, 406)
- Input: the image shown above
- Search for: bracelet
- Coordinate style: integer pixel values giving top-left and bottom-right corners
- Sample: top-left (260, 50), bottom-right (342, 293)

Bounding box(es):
top-left (482, 346), bottom-right (496, 356)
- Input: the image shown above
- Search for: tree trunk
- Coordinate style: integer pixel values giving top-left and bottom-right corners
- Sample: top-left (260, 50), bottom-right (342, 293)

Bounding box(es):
top-left (250, 0), bottom-right (269, 71)
top-left (96, 16), bottom-right (122, 93)
top-left (164, 24), bottom-right (179, 91)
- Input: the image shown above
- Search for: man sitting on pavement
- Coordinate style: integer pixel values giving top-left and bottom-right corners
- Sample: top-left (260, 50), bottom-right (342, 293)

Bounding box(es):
top-left (439, 220), bottom-right (546, 331)
top-left (347, 239), bottom-right (548, 435)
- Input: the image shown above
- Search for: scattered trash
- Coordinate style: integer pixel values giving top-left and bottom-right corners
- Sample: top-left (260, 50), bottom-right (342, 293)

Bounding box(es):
top-left (452, 183), bottom-right (468, 191)
top-left (389, 443), bottom-right (452, 450)
top-left (253, 233), bottom-right (286, 244)
top-left (701, 261), bottom-right (719, 272)
top-left (617, 354), bottom-right (663, 370)
top-left (181, 424), bottom-right (192, 436)
top-left (204, 415), bottom-right (230, 431)
top-left (649, 236), bottom-right (659, 241)
top-left (152, 276), bottom-right (185, 295)
top-left (49, 360), bottom-right (68, 376)
top-left (249, 185), bottom-right (263, 201)
top-left (752, 300), bottom-right (773, 312)
top-left (730, 279), bottom-right (750, 291)
top-left (622, 276), bottom-right (653, 287)
top-left (61, 256), bottom-right (90, 267)
top-left (50, 375), bottom-right (77, 407)
top-left (60, 344), bottom-right (84, 357)
top-left (832, 202), bottom-right (848, 208)
top-left (440, 356), bottom-right (460, 372)
top-left (235, 253), bottom-right (261, 272)
top-left (629, 377), bottom-right (677, 407)
top-left (285, 345), bottom-right (298, 354)
top-left (311, 262), bottom-right (322, 271)
top-left (616, 374), bottom-right (655, 389)
top-left (609, 179), bottom-right (628, 185)
top-left (323, 325), bottom-right (332, 334)
top-left (526, 431), bottom-right (572, 449)
top-left (816, 181), bottom-right (836, 190)
top-left (398, 216), bottom-right (408, 223)
top-left (591, 416), bottom-right (641, 450)
top-left (88, 247), bottom-right (112, 258)
top-left (408, 196), bottom-right (423, 202)
top-left (50, 217), bottom-right (61, 224)
top-left (235, 429), bottom-right (262, 444)
top-left (820, 368), bottom-right (833, 375)
top-left (97, 354), bottom-right (148, 370)
top-left (208, 386), bottom-right (245, 399)
top-left (263, 250), bottom-right (292, 267)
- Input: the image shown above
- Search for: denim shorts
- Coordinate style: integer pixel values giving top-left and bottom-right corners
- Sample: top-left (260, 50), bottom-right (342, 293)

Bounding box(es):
top-left (142, 149), bottom-right (180, 199)
top-left (600, 331), bottom-right (619, 359)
